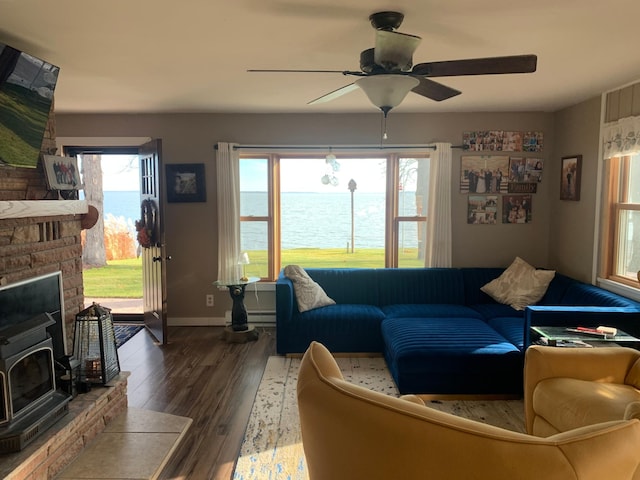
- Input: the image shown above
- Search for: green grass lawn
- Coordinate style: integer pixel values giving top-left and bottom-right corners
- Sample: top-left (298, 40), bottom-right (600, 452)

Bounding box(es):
top-left (83, 248), bottom-right (425, 297)
top-left (83, 258), bottom-right (143, 298)
top-left (243, 248), bottom-right (423, 278)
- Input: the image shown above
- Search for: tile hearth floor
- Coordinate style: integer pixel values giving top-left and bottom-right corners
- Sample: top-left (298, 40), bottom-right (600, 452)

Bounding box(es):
top-left (55, 408), bottom-right (192, 480)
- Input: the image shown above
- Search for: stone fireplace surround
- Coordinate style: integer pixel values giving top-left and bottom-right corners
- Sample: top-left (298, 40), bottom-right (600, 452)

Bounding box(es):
top-left (0, 205), bottom-right (132, 478)
top-left (0, 101), bottom-right (137, 478)
top-left (0, 374), bottom-right (129, 479)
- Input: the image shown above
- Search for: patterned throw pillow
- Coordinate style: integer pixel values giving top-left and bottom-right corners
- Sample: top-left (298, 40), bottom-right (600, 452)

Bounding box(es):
top-left (480, 257), bottom-right (555, 310)
top-left (284, 265), bottom-right (336, 313)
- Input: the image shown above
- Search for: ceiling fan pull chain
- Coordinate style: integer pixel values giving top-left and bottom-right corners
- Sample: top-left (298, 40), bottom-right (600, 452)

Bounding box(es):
top-left (379, 111), bottom-right (385, 145)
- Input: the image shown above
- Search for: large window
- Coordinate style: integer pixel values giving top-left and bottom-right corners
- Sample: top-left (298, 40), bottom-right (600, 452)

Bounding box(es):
top-left (239, 152), bottom-right (429, 280)
top-left (603, 153), bottom-right (640, 286)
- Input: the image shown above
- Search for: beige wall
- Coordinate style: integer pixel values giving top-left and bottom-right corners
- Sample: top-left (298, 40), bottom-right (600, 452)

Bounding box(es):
top-left (548, 96), bottom-right (602, 282)
top-left (56, 111), bottom-right (555, 321)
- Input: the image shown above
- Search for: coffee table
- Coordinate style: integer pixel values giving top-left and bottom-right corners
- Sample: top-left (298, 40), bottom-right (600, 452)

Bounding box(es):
top-left (530, 326), bottom-right (640, 348)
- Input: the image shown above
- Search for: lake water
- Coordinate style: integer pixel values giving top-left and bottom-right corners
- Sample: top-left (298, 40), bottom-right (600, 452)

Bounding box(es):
top-left (102, 191), bottom-right (419, 249)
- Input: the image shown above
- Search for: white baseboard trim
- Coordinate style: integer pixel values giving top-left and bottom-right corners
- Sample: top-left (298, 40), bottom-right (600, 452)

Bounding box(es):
top-left (168, 317), bottom-right (227, 327)
top-left (168, 313), bottom-right (276, 327)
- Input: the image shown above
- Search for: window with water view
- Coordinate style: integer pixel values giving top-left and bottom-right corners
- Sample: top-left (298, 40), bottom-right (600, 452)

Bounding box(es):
top-left (607, 152), bottom-right (640, 285)
top-left (239, 153), bottom-right (430, 280)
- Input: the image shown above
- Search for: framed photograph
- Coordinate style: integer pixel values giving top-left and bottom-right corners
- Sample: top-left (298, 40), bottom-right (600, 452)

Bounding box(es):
top-left (525, 158), bottom-right (544, 182)
top-left (560, 155), bottom-right (582, 201)
top-left (467, 195), bottom-right (498, 224)
top-left (166, 163), bottom-right (206, 203)
top-left (460, 155), bottom-right (509, 193)
top-left (502, 195), bottom-right (533, 224)
top-left (42, 155), bottom-right (82, 190)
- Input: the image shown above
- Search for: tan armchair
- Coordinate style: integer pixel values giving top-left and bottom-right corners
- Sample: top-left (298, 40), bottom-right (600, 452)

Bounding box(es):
top-left (524, 345), bottom-right (640, 437)
top-left (298, 341), bottom-right (640, 480)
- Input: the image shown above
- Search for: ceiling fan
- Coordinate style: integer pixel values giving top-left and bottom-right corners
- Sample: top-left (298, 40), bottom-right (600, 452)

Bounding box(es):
top-left (248, 11), bottom-right (537, 116)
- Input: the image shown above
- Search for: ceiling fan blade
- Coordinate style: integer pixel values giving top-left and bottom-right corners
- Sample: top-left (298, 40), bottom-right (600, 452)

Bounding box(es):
top-left (412, 54), bottom-right (537, 77)
top-left (248, 69), bottom-right (348, 74)
top-left (374, 30), bottom-right (421, 71)
top-left (411, 77), bottom-right (461, 102)
top-left (308, 82), bottom-right (359, 105)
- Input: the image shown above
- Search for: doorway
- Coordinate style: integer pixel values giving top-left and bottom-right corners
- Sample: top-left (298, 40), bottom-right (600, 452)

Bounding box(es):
top-left (76, 152), bottom-right (143, 317)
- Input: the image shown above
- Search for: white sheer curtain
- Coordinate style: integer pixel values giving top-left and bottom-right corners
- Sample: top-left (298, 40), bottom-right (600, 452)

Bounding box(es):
top-left (424, 142), bottom-right (452, 267)
top-left (602, 115), bottom-right (640, 159)
top-left (216, 142), bottom-right (242, 282)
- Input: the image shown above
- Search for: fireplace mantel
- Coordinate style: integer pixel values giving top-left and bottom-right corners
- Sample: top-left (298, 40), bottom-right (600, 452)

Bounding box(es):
top-left (0, 200), bottom-right (88, 219)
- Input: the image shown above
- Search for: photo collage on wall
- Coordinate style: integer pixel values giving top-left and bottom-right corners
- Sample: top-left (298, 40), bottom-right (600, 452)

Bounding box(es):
top-left (461, 131), bottom-right (543, 225)
top-left (462, 130), bottom-right (544, 153)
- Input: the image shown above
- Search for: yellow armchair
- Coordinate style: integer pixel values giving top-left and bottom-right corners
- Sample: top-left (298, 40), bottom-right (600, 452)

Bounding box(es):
top-left (298, 341), bottom-right (640, 480)
top-left (524, 345), bottom-right (640, 437)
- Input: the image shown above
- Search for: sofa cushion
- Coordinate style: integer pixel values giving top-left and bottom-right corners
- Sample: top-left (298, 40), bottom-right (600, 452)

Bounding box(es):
top-left (533, 377), bottom-right (640, 432)
top-left (382, 304), bottom-right (482, 319)
top-left (485, 316), bottom-right (525, 350)
top-left (284, 265), bottom-right (336, 312)
top-left (382, 317), bottom-right (522, 394)
top-left (304, 268), bottom-right (381, 305)
top-left (461, 268), bottom-right (506, 305)
top-left (480, 257), bottom-right (555, 310)
top-left (470, 303), bottom-right (523, 320)
top-left (560, 282), bottom-right (640, 307)
top-left (286, 304), bottom-right (386, 353)
top-left (538, 273), bottom-right (576, 305)
top-left (375, 268), bottom-right (465, 306)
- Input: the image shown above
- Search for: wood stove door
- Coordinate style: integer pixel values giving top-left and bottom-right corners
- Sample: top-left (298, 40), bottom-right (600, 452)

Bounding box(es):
top-left (139, 140), bottom-right (168, 344)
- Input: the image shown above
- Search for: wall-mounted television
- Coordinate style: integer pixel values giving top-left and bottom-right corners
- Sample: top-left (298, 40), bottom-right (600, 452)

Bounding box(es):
top-left (0, 42), bottom-right (60, 168)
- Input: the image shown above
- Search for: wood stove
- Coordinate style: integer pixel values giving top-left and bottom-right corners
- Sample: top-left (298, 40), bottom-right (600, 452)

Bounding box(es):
top-left (0, 271), bottom-right (73, 453)
top-left (0, 312), bottom-right (71, 452)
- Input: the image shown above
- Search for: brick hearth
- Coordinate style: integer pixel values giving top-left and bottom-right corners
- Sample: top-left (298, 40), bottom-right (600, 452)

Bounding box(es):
top-left (0, 374), bottom-right (129, 480)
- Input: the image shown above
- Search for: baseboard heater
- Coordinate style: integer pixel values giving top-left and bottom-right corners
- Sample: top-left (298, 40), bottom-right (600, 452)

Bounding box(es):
top-left (224, 311), bottom-right (275, 325)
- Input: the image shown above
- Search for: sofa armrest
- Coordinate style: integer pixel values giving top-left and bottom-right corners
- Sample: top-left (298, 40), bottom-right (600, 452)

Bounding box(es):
top-left (523, 306), bottom-right (640, 348)
top-left (276, 277), bottom-right (295, 324)
top-left (523, 345), bottom-right (640, 433)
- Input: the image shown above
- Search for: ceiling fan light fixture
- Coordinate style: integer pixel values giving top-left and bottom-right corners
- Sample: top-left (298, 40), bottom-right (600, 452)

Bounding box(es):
top-left (374, 30), bottom-right (421, 71)
top-left (356, 74), bottom-right (419, 114)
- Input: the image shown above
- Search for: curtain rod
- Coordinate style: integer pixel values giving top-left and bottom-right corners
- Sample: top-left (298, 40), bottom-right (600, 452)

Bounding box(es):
top-left (214, 144), bottom-right (467, 151)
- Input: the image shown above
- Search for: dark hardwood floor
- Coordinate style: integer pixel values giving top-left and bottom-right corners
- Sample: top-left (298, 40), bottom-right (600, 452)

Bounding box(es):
top-left (117, 325), bottom-right (276, 479)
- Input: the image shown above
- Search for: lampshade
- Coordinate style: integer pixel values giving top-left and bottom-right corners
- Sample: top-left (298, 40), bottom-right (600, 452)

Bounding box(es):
top-left (374, 30), bottom-right (421, 71)
top-left (238, 252), bottom-right (250, 265)
top-left (355, 75), bottom-right (419, 115)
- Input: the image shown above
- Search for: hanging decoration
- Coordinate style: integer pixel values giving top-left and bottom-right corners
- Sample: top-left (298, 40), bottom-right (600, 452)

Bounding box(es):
top-left (135, 199), bottom-right (158, 248)
top-left (321, 149), bottom-right (340, 186)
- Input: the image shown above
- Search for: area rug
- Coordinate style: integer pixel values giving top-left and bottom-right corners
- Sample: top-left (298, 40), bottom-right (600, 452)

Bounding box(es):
top-left (233, 356), bottom-right (525, 480)
top-left (114, 324), bottom-right (144, 348)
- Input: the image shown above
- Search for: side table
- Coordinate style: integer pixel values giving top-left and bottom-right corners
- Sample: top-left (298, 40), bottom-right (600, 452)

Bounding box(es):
top-left (530, 326), bottom-right (640, 348)
top-left (214, 277), bottom-right (260, 343)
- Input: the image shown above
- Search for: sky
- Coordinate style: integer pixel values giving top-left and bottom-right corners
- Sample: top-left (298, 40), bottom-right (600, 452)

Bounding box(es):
top-left (95, 155), bottom-right (139, 191)
top-left (241, 157), bottom-right (389, 193)
top-left (93, 154), bottom-right (415, 193)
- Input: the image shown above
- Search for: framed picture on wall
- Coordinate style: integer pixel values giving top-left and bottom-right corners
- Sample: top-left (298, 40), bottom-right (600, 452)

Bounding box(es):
top-left (467, 195), bottom-right (498, 224)
top-left (460, 155), bottom-right (509, 193)
top-left (165, 163), bottom-right (206, 203)
top-left (502, 195), bottom-right (532, 224)
top-left (560, 155), bottom-right (582, 201)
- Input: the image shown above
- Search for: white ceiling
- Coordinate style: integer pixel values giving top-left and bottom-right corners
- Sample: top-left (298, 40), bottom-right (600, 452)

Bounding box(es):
top-left (2, 0), bottom-right (640, 115)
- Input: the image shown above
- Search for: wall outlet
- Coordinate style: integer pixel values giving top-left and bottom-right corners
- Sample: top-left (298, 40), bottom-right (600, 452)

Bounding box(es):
top-left (206, 294), bottom-right (214, 307)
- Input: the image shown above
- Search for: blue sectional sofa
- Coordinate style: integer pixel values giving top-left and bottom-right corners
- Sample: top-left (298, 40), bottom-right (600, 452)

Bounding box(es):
top-left (276, 267), bottom-right (640, 395)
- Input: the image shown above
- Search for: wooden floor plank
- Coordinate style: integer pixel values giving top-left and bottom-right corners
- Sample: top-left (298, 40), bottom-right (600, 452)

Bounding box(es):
top-left (117, 325), bottom-right (276, 480)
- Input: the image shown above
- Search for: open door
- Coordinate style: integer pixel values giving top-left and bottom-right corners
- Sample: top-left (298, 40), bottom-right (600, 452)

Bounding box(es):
top-left (139, 139), bottom-right (169, 344)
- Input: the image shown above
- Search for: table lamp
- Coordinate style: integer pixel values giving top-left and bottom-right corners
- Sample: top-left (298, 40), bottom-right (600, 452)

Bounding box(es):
top-left (238, 252), bottom-right (250, 281)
